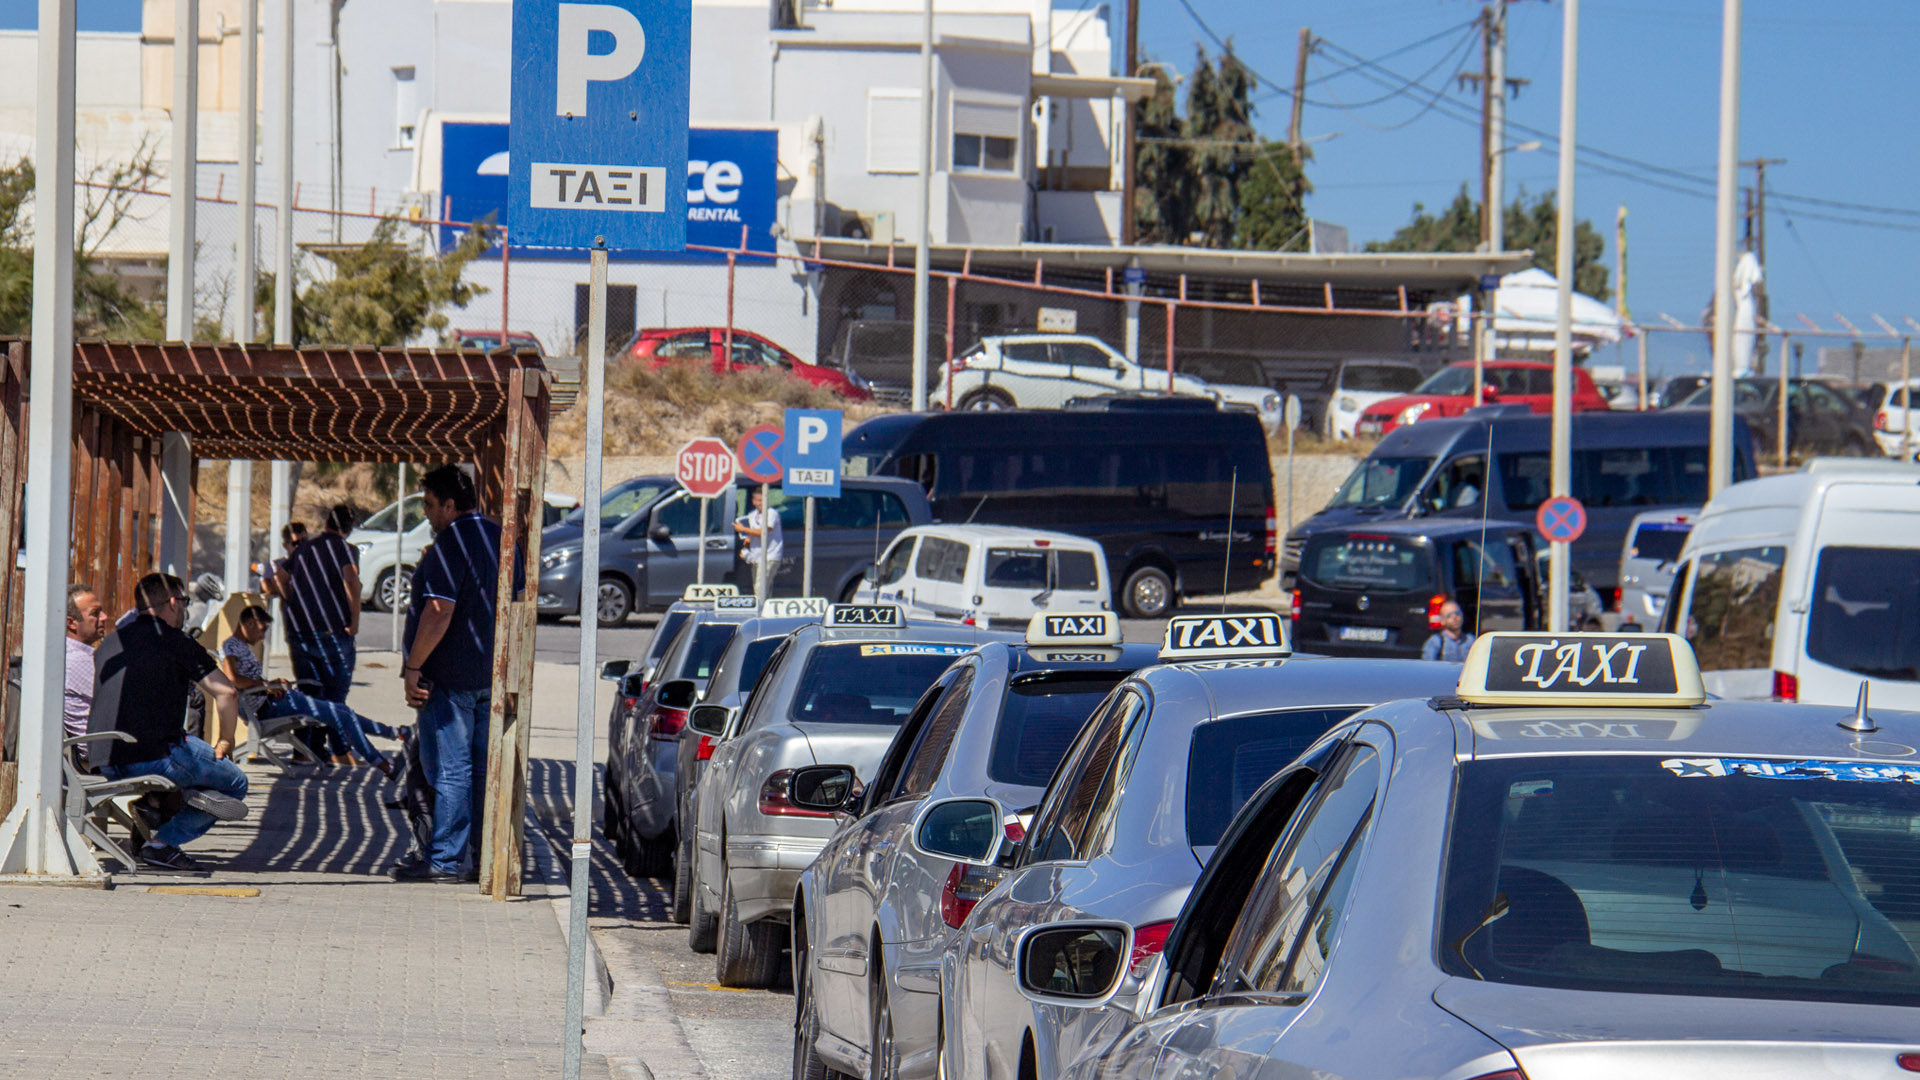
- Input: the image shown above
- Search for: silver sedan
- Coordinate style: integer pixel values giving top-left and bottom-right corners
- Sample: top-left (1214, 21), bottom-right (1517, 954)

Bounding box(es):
top-left (939, 615), bottom-right (1462, 1080)
top-left (688, 606), bottom-right (1018, 987)
top-left (1057, 632), bottom-right (1920, 1080)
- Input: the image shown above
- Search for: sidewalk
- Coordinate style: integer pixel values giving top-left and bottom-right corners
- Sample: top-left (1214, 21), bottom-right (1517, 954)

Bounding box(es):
top-left (0, 651), bottom-right (611, 1079)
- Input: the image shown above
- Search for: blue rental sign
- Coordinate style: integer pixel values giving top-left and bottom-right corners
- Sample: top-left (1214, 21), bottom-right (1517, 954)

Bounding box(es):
top-left (507, 0), bottom-right (691, 251)
top-left (781, 408), bottom-right (842, 499)
top-left (441, 123), bottom-right (774, 260)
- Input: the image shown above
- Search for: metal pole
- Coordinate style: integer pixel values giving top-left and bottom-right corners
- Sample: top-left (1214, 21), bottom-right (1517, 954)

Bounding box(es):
top-left (1637, 331), bottom-right (1649, 412)
top-left (564, 244), bottom-right (609, 1080)
top-left (166, 0), bottom-right (199, 342)
top-left (755, 513), bottom-right (772, 602)
top-left (1903, 338), bottom-right (1913, 461)
top-left (160, 433), bottom-right (194, 575)
top-left (1124, 256), bottom-right (1142, 365)
top-left (803, 496), bottom-right (816, 598)
top-left (268, 460), bottom-right (290, 666)
top-left (724, 250), bottom-right (736, 362)
top-left (1547, 0), bottom-right (1578, 634)
top-left (944, 276), bottom-right (956, 411)
top-left (1285, 421), bottom-right (1295, 533)
top-left (499, 226), bottom-right (510, 349)
top-left (0, 0), bottom-right (93, 877)
top-left (909, 0), bottom-right (934, 412)
top-left (1708, 0), bottom-right (1742, 496)
top-left (232, 0), bottom-right (258, 343)
top-left (1164, 300), bottom-right (1175, 382)
top-left (273, 0), bottom-right (293, 347)
top-left (1776, 334), bottom-right (1789, 467)
top-left (225, 461), bottom-right (253, 594)
top-left (696, 497), bottom-right (708, 585)
top-left (392, 462), bottom-right (405, 648)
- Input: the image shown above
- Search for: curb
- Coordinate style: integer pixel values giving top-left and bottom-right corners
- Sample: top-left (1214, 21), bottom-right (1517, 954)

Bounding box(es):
top-left (529, 824), bottom-right (614, 1018)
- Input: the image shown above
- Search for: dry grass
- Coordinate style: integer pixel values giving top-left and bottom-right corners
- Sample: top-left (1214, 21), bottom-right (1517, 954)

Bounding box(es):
top-left (547, 362), bottom-right (893, 459)
top-left (192, 461), bottom-right (391, 534)
top-left (1268, 428), bottom-right (1379, 458)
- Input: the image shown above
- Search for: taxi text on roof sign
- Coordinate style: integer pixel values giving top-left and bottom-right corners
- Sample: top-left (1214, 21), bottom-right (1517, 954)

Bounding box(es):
top-left (761, 597), bottom-right (829, 619)
top-left (1159, 612), bottom-right (1291, 661)
top-left (826, 603), bottom-right (903, 628)
top-left (1026, 612), bottom-right (1121, 647)
top-left (715, 595), bottom-right (759, 610)
top-left (683, 583), bottom-right (739, 601)
top-left (1455, 632), bottom-right (1707, 708)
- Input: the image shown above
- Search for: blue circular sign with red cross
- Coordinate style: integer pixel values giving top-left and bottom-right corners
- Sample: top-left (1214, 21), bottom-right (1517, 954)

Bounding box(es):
top-left (1535, 495), bottom-right (1587, 544)
top-left (736, 424), bottom-right (785, 484)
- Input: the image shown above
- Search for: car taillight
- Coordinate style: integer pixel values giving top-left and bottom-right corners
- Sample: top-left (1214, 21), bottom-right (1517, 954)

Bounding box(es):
top-left (1428, 594), bottom-right (1447, 630)
top-left (1129, 920), bottom-right (1173, 973)
top-left (696, 735), bottom-right (715, 761)
top-left (621, 696), bottom-right (638, 711)
top-left (1898, 1052), bottom-right (1920, 1072)
top-left (1773, 671), bottom-right (1799, 702)
top-left (648, 706), bottom-right (688, 740)
top-left (758, 769), bottom-right (833, 818)
top-left (1264, 507), bottom-right (1278, 560)
top-left (1878, 409), bottom-right (1891, 431)
top-left (1289, 589), bottom-right (1302, 621)
top-left (1002, 819), bottom-right (1026, 844)
top-left (940, 862), bottom-right (1006, 928)
top-left (1609, 587), bottom-right (1622, 612)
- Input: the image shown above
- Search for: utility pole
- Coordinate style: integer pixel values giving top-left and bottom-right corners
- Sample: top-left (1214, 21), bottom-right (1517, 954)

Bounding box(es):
top-left (1741, 156), bottom-right (1785, 369)
top-left (1708, 0), bottom-right (1742, 497)
top-left (1288, 27), bottom-right (1310, 152)
top-left (1120, 0), bottom-right (1139, 245)
top-left (1476, 6), bottom-right (1493, 247)
top-left (1487, 0), bottom-right (1508, 252)
top-left (166, 0), bottom-right (200, 341)
top-left (1547, 0), bottom-right (1579, 632)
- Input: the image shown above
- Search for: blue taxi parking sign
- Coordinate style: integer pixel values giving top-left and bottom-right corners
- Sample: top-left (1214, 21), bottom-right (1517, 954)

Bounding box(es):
top-left (508, 0), bottom-right (690, 250)
top-left (781, 408), bottom-right (842, 498)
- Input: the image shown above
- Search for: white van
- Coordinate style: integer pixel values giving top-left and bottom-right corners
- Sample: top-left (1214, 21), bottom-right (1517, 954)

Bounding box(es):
top-left (1616, 507), bottom-right (1697, 627)
top-left (853, 525), bottom-right (1111, 630)
top-left (1661, 459), bottom-right (1920, 707)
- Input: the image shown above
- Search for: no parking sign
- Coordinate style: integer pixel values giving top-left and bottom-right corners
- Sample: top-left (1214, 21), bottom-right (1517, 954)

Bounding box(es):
top-left (1536, 495), bottom-right (1587, 545)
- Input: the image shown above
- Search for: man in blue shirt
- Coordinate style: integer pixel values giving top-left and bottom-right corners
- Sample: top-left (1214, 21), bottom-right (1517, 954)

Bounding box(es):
top-left (276, 504), bottom-right (362, 764)
top-left (1421, 598), bottom-right (1477, 663)
top-left (396, 466), bottom-right (501, 882)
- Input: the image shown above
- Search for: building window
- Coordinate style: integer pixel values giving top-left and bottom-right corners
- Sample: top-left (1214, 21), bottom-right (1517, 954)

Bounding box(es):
top-left (950, 98), bottom-right (1021, 174)
top-left (393, 66), bottom-right (418, 149)
top-left (953, 133), bottom-right (1016, 172)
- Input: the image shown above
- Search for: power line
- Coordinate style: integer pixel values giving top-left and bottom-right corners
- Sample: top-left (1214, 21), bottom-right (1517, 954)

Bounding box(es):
top-left (1312, 32), bottom-right (1480, 132)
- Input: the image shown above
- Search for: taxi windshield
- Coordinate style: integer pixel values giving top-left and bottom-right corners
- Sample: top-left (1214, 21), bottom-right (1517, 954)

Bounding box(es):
top-left (788, 643), bottom-right (973, 726)
top-left (1327, 456), bottom-right (1433, 510)
top-left (1440, 755), bottom-right (1920, 1006)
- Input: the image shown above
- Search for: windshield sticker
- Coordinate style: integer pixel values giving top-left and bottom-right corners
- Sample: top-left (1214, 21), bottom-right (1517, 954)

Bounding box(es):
top-left (1661, 757), bottom-right (1920, 783)
top-left (1480, 718), bottom-right (1681, 741)
top-left (1176, 659), bottom-right (1291, 670)
top-left (1509, 779), bottom-right (1555, 799)
top-left (857, 644), bottom-right (974, 658)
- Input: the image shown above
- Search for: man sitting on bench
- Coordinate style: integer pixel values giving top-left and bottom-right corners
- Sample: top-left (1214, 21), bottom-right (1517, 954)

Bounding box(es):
top-left (220, 605), bottom-right (398, 779)
top-left (90, 573), bottom-right (249, 874)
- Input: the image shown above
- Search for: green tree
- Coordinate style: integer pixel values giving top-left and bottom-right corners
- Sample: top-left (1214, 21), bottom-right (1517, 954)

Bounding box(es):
top-left (298, 216), bottom-right (494, 346)
top-left (0, 144), bottom-right (170, 338)
top-left (1366, 185), bottom-right (1611, 300)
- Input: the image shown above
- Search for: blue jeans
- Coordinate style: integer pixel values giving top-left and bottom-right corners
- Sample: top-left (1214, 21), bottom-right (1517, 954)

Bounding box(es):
top-left (101, 736), bottom-right (249, 849)
top-left (415, 687), bottom-right (491, 874)
top-left (258, 690), bottom-right (389, 767)
top-left (289, 631), bottom-right (356, 756)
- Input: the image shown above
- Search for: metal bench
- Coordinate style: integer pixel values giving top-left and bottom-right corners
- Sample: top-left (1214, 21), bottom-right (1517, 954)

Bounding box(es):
top-left (61, 731), bottom-right (180, 873)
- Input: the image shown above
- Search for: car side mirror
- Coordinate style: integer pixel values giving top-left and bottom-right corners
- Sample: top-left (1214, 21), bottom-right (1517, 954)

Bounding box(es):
top-left (1017, 923), bottom-right (1130, 1005)
top-left (621, 672), bottom-right (648, 697)
top-left (650, 524), bottom-right (672, 543)
top-left (911, 797), bottom-right (1006, 865)
top-left (655, 679), bottom-right (698, 710)
top-left (599, 659), bottom-right (631, 681)
top-left (786, 764), bottom-right (861, 813)
top-left (688, 703), bottom-right (733, 737)
top-left (1481, 385), bottom-right (1501, 401)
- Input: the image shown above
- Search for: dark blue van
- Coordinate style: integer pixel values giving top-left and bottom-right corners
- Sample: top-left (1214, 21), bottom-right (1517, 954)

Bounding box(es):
top-left (1282, 409), bottom-right (1757, 601)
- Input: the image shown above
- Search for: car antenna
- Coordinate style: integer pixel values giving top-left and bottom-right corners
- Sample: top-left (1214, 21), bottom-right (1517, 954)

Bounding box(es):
top-left (1221, 466), bottom-right (1237, 613)
top-left (965, 494), bottom-right (989, 525)
top-left (1475, 419), bottom-right (1493, 636)
top-left (1840, 681), bottom-right (1879, 734)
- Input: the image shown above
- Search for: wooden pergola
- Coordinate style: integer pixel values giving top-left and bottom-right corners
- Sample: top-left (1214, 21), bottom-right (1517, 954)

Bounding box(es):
top-left (0, 337), bottom-right (551, 898)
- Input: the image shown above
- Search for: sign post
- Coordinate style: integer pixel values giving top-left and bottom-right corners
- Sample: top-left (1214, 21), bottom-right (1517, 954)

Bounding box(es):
top-left (782, 408), bottom-right (843, 599)
top-left (1283, 395), bottom-right (1301, 533)
top-left (676, 436), bottom-right (733, 584)
top-left (508, 0), bottom-right (688, 1072)
top-left (1534, 495), bottom-right (1588, 633)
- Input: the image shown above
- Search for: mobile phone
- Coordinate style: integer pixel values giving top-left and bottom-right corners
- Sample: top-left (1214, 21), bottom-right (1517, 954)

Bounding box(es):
top-left (410, 676), bottom-right (434, 708)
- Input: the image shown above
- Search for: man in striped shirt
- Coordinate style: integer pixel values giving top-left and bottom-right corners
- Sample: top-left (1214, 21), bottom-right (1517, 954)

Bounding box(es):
top-left (277, 504), bottom-right (363, 764)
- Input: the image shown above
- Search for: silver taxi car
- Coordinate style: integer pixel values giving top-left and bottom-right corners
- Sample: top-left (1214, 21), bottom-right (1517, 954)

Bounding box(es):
top-left (687, 604), bottom-right (1017, 986)
top-left (1054, 633), bottom-right (1920, 1080)
top-left (790, 613), bottom-right (1162, 1080)
top-left (938, 613), bottom-right (1463, 1080)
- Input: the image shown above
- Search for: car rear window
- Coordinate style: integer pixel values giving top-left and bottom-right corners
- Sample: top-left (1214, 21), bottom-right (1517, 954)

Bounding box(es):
top-left (1629, 522), bottom-right (1692, 563)
top-left (667, 623), bottom-right (740, 682)
top-left (1184, 708), bottom-right (1358, 848)
top-left (1807, 546), bottom-right (1920, 682)
top-left (1440, 756), bottom-right (1920, 1006)
top-left (1054, 550), bottom-right (1099, 591)
top-left (736, 637), bottom-right (784, 694)
top-left (988, 673), bottom-right (1129, 787)
top-left (1342, 364), bottom-right (1423, 394)
top-left (646, 610), bottom-right (693, 665)
top-left (986, 548), bottom-right (1048, 588)
top-left (788, 642), bottom-right (975, 726)
top-left (1302, 535), bottom-right (1432, 593)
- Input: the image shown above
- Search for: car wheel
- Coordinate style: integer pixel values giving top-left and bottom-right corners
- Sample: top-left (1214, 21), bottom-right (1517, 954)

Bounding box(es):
top-left (1120, 565), bottom-right (1174, 619)
top-left (869, 968), bottom-right (899, 1080)
top-left (958, 388), bottom-right (1015, 411)
top-left (717, 871), bottom-right (782, 988)
top-left (793, 942), bottom-right (843, 1080)
top-left (596, 576), bottom-right (633, 628)
top-left (670, 822), bottom-right (695, 924)
top-left (372, 567), bottom-right (412, 613)
top-left (688, 857), bottom-right (719, 953)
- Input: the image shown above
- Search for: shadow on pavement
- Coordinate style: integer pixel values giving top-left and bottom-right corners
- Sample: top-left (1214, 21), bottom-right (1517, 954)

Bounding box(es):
top-left (218, 763), bottom-right (417, 877)
top-left (526, 755), bottom-right (673, 922)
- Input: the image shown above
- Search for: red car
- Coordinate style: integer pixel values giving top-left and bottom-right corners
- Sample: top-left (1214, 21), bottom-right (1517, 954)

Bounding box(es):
top-left (1355, 360), bottom-right (1609, 436)
top-left (625, 327), bottom-right (870, 400)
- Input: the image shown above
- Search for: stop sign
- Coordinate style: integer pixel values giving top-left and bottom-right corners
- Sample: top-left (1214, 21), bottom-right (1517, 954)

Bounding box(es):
top-left (676, 437), bottom-right (734, 498)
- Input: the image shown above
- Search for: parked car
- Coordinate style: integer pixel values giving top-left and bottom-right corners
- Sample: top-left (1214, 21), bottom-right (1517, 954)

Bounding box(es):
top-left (1290, 520), bottom-right (1541, 656)
top-left (685, 607), bottom-right (1019, 984)
top-left (1058, 633), bottom-right (1920, 1080)
top-left (1535, 547), bottom-right (1605, 629)
top-left (537, 476), bottom-right (930, 626)
top-left (1653, 372), bottom-right (1709, 408)
top-left (1285, 410), bottom-right (1757, 602)
top-left (1673, 377), bottom-right (1878, 459)
top-left (1176, 354), bottom-right (1274, 393)
top-left (1858, 377), bottom-right (1920, 458)
top-left (932, 333), bottom-right (1282, 433)
top-left (842, 410), bottom-right (1277, 618)
top-left (937, 613), bottom-right (1463, 1080)
top-left (820, 318), bottom-right (948, 404)
top-left (789, 612), bottom-right (1159, 1080)
top-left (348, 490), bottom-right (574, 612)
top-left (852, 525), bottom-right (1110, 630)
top-left (1322, 357), bottom-right (1426, 439)
top-left (624, 326), bottom-right (869, 400)
top-left (1662, 458), bottom-right (1920, 708)
top-left (1355, 360), bottom-right (1610, 437)
top-left (1617, 508), bottom-right (1695, 627)
top-left (454, 329), bottom-right (544, 355)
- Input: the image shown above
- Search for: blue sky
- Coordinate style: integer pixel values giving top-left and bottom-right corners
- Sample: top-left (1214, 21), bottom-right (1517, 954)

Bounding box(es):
top-left (1138, 0), bottom-right (1920, 374)
top-left (0, 0), bottom-right (140, 32)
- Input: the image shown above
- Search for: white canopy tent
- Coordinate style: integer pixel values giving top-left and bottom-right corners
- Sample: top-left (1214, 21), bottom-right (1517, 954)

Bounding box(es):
top-left (1482, 267), bottom-right (1627, 355)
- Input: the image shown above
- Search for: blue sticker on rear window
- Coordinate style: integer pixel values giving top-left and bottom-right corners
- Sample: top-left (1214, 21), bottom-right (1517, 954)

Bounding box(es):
top-left (858, 644), bottom-right (973, 657)
top-left (1662, 757), bottom-right (1920, 783)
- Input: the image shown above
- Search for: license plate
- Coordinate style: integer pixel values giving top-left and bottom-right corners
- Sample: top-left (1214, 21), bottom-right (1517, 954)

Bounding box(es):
top-left (1338, 626), bottom-right (1388, 643)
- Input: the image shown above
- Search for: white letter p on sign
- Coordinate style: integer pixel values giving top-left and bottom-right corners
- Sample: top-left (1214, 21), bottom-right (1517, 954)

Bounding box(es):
top-left (797, 416), bottom-right (829, 454)
top-left (555, 4), bottom-right (646, 117)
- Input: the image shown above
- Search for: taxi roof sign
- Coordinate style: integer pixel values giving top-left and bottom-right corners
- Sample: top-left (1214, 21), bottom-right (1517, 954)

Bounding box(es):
top-left (714, 595), bottom-right (759, 611)
top-left (1159, 612), bottom-right (1291, 661)
top-left (824, 603), bottom-right (904, 628)
top-left (1026, 612), bottom-right (1121, 647)
top-left (761, 597), bottom-right (830, 619)
top-left (1456, 632), bottom-right (1706, 708)
top-left (683, 583), bottom-right (739, 602)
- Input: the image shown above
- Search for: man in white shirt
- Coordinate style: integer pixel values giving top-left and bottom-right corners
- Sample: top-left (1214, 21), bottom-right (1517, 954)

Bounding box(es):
top-left (64, 583), bottom-right (109, 747)
top-left (732, 486), bottom-right (785, 600)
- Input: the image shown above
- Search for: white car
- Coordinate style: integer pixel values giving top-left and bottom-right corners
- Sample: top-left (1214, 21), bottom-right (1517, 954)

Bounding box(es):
top-left (348, 491), bottom-right (577, 611)
top-left (933, 334), bottom-right (1281, 432)
top-left (1862, 378), bottom-right (1920, 458)
top-left (1323, 357), bottom-right (1425, 439)
top-left (852, 524), bottom-right (1111, 630)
